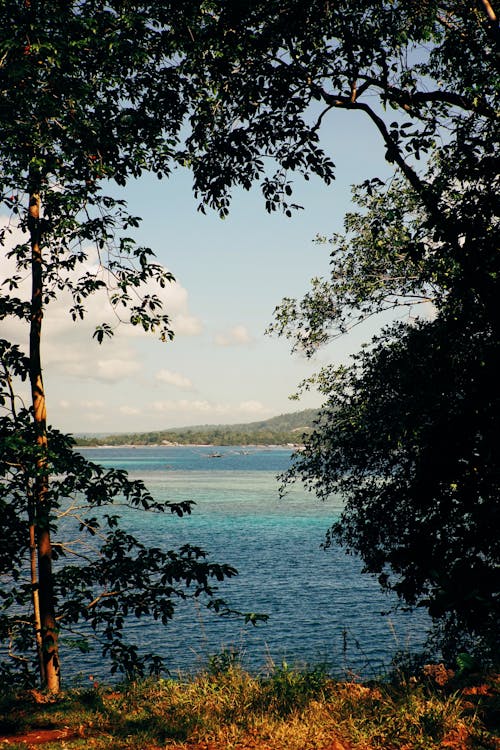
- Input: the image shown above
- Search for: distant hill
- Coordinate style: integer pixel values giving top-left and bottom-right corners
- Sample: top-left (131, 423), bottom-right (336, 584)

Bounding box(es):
top-left (74, 409), bottom-right (319, 447)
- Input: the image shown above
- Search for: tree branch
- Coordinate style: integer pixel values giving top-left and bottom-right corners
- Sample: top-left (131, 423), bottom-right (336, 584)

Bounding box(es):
top-left (87, 591), bottom-right (120, 610)
top-left (331, 97), bottom-right (461, 252)
top-left (358, 77), bottom-right (495, 119)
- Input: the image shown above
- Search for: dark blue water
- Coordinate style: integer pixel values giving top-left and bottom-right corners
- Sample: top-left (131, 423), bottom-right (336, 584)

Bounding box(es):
top-left (66, 446), bottom-right (428, 682)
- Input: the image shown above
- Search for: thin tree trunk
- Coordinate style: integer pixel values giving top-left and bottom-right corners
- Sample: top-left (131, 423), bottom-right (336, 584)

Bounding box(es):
top-left (28, 187), bottom-right (60, 693)
top-left (29, 498), bottom-right (45, 685)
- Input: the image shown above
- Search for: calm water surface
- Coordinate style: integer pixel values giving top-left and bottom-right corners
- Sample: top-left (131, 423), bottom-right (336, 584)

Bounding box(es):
top-left (70, 446), bottom-right (427, 681)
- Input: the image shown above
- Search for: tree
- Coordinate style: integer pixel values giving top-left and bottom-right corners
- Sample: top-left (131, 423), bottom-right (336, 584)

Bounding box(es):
top-left (275, 176), bottom-right (500, 660)
top-left (0, 1), bottom-right (266, 693)
top-left (173, 1), bottom-right (500, 658)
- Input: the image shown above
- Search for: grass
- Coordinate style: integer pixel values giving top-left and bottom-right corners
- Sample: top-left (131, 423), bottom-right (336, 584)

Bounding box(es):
top-left (0, 661), bottom-right (498, 749)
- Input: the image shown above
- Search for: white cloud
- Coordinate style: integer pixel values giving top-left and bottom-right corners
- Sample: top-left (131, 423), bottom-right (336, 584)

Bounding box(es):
top-left (0, 220), bottom-right (202, 388)
top-left (156, 369), bottom-right (193, 390)
top-left (87, 412), bottom-right (104, 423)
top-left (80, 399), bottom-right (104, 409)
top-left (94, 358), bottom-right (142, 382)
top-left (120, 283), bottom-right (203, 339)
top-left (150, 398), bottom-right (269, 419)
top-left (237, 400), bottom-right (267, 415)
top-left (152, 399), bottom-right (214, 414)
top-left (41, 340), bottom-right (142, 383)
top-left (214, 324), bottom-right (253, 347)
top-left (119, 405), bottom-right (142, 416)
top-left (170, 308), bottom-right (203, 336)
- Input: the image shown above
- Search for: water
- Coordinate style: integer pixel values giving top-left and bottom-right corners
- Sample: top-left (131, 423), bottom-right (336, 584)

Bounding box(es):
top-left (66, 446), bottom-right (428, 681)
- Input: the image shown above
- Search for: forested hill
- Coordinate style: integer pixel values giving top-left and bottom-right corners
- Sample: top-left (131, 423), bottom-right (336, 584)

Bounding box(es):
top-left (74, 409), bottom-right (319, 447)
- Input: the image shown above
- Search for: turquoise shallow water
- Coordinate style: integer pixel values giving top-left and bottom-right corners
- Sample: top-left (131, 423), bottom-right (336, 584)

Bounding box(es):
top-left (67, 446), bottom-right (428, 681)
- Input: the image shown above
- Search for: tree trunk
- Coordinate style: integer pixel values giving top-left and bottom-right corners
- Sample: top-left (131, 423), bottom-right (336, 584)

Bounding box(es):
top-left (28, 187), bottom-right (60, 693)
top-left (29, 503), bottom-right (45, 686)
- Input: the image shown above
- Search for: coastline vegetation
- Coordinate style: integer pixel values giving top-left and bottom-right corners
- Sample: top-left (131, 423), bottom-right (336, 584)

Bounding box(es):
top-left (73, 409), bottom-right (318, 448)
top-left (0, 659), bottom-right (498, 750)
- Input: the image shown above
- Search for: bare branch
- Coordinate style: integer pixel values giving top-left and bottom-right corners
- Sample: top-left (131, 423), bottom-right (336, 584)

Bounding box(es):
top-left (358, 77), bottom-right (496, 119)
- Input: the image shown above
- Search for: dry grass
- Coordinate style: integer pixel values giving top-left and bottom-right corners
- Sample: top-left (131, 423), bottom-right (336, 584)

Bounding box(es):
top-left (0, 664), bottom-right (498, 750)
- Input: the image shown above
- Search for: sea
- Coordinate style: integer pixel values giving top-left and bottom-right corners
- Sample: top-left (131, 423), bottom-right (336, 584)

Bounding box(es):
top-left (66, 445), bottom-right (428, 682)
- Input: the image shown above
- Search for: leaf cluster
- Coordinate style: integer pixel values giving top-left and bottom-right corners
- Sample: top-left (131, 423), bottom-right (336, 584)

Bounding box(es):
top-left (178, 1), bottom-right (498, 218)
top-left (287, 313), bottom-right (500, 658)
top-left (0, 1), bottom-right (197, 342)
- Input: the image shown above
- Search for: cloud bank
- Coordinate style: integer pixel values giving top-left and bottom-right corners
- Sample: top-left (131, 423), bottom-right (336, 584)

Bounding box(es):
top-left (214, 324), bottom-right (253, 347)
top-left (155, 369), bottom-right (193, 390)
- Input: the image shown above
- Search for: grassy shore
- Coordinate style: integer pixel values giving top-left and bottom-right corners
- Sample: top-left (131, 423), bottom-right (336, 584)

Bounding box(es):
top-left (0, 662), bottom-right (498, 749)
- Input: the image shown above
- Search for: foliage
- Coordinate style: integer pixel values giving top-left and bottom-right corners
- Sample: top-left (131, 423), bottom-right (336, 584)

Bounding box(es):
top-left (177, 1), bottom-right (498, 219)
top-left (279, 192), bottom-right (499, 661)
top-left (0, 0), bottom-right (189, 342)
top-left (261, 661), bottom-right (330, 715)
top-left (279, 196), bottom-right (500, 658)
top-left (269, 177), bottom-right (439, 355)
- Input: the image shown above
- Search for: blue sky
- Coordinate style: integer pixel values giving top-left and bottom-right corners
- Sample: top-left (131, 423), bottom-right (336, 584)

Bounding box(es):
top-left (2, 109), bottom-right (398, 434)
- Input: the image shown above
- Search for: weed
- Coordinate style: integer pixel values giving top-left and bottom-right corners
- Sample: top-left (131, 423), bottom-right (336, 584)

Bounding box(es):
top-left (205, 646), bottom-right (241, 675)
top-left (260, 661), bottom-right (330, 715)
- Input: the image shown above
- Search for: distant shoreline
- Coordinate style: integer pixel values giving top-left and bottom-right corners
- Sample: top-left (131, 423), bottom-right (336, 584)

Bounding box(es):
top-left (72, 408), bottom-right (317, 450)
top-left (77, 443), bottom-right (302, 449)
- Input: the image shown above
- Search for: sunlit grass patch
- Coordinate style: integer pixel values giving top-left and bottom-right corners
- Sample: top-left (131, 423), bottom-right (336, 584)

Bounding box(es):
top-left (0, 665), bottom-right (497, 749)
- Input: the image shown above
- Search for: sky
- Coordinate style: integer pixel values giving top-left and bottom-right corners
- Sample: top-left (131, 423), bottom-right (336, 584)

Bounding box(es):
top-left (2, 109), bottom-right (398, 434)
